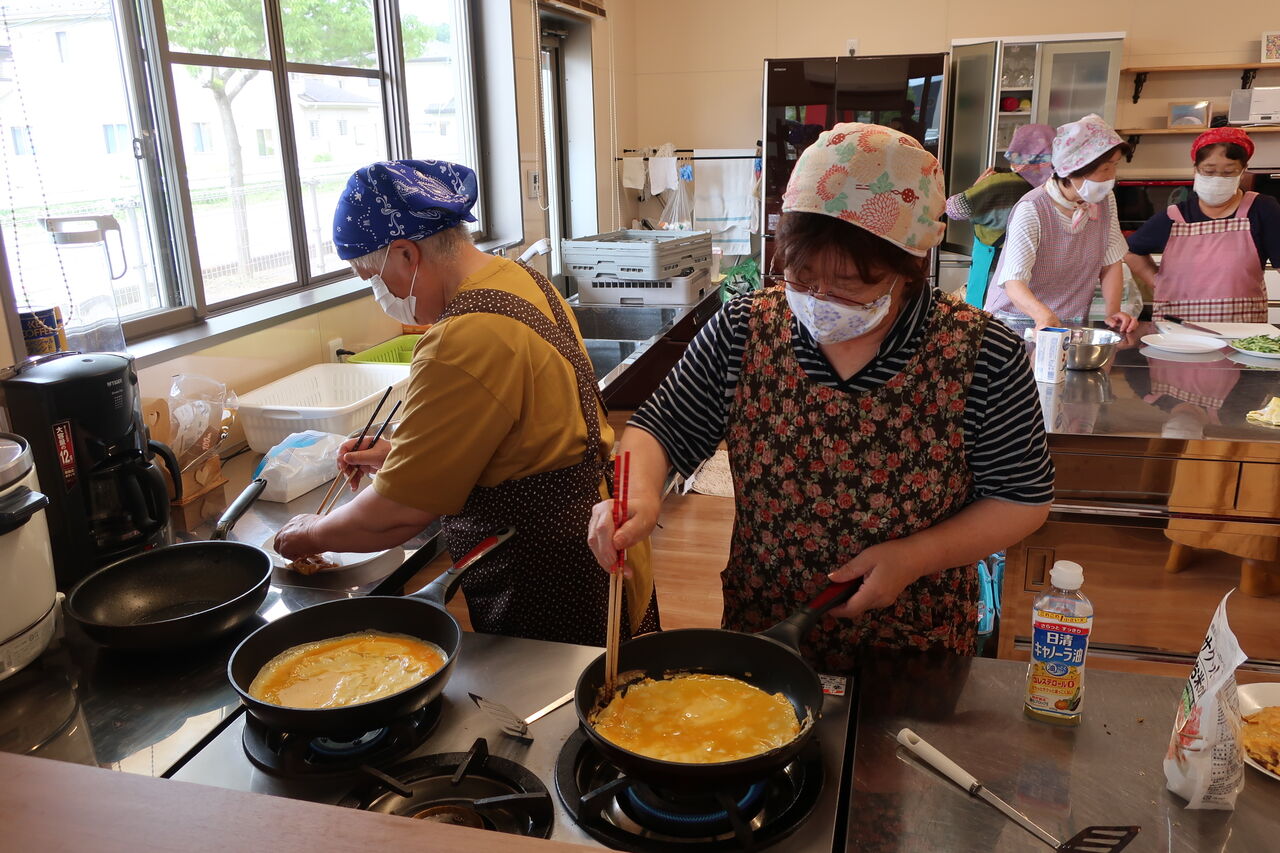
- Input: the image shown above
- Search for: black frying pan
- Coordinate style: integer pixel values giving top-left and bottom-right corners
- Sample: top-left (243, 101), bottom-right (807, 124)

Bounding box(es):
top-left (227, 527), bottom-right (514, 735)
top-left (65, 478), bottom-right (271, 650)
top-left (574, 579), bottom-right (860, 790)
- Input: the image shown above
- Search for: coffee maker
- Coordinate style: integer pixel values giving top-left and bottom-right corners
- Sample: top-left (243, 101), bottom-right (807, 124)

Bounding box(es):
top-left (0, 352), bottom-right (179, 589)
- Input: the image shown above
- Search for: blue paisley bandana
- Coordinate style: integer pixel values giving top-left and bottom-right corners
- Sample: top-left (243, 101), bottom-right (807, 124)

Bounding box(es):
top-left (332, 160), bottom-right (478, 260)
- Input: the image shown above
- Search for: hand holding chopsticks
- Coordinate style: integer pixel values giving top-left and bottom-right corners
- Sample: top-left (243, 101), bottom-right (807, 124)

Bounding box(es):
top-left (605, 451), bottom-right (630, 695)
top-left (315, 389), bottom-right (400, 517)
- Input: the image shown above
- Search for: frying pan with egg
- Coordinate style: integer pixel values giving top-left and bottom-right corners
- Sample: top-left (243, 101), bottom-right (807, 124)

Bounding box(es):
top-left (573, 578), bottom-right (859, 790)
top-left (227, 527), bottom-right (513, 735)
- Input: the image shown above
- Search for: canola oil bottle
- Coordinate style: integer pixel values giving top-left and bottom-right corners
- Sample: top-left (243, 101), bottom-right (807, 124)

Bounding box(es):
top-left (1024, 560), bottom-right (1093, 726)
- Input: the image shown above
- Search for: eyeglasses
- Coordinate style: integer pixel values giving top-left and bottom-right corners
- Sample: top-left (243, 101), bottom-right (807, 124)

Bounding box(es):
top-left (764, 274), bottom-right (897, 308)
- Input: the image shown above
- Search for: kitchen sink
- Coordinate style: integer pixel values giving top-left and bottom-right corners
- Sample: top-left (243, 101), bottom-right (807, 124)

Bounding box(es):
top-left (571, 305), bottom-right (679, 342)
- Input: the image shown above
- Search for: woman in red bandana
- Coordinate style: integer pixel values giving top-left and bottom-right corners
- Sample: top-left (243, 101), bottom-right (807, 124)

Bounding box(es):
top-left (1125, 127), bottom-right (1280, 323)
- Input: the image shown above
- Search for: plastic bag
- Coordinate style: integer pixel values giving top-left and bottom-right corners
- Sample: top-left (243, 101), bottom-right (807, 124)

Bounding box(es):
top-left (167, 374), bottom-right (237, 470)
top-left (658, 164), bottom-right (694, 230)
top-left (719, 256), bottom-right (761, 303)
top-left (251, 430), bottom-right (345, 503)
top-left (1164, 591), bottom-right (1248, 809)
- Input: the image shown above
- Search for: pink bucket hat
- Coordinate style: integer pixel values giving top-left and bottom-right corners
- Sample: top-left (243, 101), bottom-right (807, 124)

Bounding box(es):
top-left (781, 123), bottom-right (946, 257)
top-left (1051, 114), bottom-right (1124, 178)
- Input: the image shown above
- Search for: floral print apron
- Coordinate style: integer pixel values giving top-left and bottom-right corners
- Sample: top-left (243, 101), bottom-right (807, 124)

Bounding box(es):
top-left (436, 264), bottom-right (659, 645)
top-left (723, 287), bottom-right (985, 673)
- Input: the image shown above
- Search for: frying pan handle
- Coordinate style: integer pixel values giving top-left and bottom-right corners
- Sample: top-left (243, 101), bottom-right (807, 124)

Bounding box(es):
top-left (759, 578), bottom-right (861, 651)
top-left (212, 478), bottom-right (267, 541)
top-left (409, 526), bottom-right (515, 606)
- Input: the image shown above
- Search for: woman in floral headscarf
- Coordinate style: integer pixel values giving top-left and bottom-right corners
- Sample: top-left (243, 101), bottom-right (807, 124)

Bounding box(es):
top-left (1125, 127), bottom-right (1280, 323)
top-left (946, 123), bottom-right (1055, 307)
top-left (585, 124), bottom-right (1053, 673)
top-left (984, 114), bottom-right (1137, 332)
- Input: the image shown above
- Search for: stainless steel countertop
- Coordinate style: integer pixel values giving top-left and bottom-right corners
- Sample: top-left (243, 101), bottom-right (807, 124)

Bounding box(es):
top-left (1037, 321), bottom-right (1280, 458)
top-left (847, 652), bottom-right (1275, 852)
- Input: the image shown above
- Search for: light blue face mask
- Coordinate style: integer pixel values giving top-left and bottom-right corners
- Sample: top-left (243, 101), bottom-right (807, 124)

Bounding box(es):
top-left (369, 251), bottom-right (418, 325)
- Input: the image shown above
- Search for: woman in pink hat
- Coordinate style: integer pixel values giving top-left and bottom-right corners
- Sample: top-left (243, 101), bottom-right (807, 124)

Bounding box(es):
top-left (584, 124), bottom-right (1053, 672)
top-left (1125, 127), bottom-right (1280, 323)
top-left (984, 114), bottom-right (1137, 333)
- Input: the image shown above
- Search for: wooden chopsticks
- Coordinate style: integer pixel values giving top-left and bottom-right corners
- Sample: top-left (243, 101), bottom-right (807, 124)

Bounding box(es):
top-left (605, 451), bottom-right (630, 694)
top-left (315, 392), bottom-right (401, 517)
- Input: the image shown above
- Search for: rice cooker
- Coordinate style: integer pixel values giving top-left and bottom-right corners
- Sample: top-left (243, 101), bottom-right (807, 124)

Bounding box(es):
top-left (0, 433), bottom-right (57, 682)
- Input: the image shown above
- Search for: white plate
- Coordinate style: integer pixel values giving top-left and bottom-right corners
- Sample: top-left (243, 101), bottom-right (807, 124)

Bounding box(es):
top-left (262, 534), bottom-right (392, 573)
top-left (1138, 346), bottom-right (1225, 364)
top-left (1140, 333), bottom-right (1226, 355)
top-left (1238, 682), bottom-right (1280, 782)
top-left (1231, 343), bottom-right (1280, 360)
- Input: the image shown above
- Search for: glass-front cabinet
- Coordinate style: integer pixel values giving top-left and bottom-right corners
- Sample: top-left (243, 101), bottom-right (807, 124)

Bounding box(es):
top-left (944, 36), bottom-right (1124, 254)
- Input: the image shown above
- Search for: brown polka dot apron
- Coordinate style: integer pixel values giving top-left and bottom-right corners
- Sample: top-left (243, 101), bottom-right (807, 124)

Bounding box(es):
top-left (435, 263), bottom-right (659, 646)
top-left (723, 286), bottom-right (985, 673)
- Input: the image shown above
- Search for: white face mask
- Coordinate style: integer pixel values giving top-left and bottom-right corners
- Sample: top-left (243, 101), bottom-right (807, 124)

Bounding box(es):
top-left (1194, 173), bottom-right (1240, 206)
top-left (1072, 177), bottom-right (1115, 204)
top-left (785, 278), bottom-right (897, 344)
top-left (369, 252), bottom-right (418, 325)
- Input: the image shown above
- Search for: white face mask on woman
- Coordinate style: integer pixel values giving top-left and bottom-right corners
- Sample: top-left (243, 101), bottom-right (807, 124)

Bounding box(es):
top-left (1194, 173), bottom-right (1240, 206)
top-left (1072, 177), bottom-right (1115, 204)
top-left (369, 252), bottom-right (419, 325)
top-left (785, 278), bottom-right (898, 344)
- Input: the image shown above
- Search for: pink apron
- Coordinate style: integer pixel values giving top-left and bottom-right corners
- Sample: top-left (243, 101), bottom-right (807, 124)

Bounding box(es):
top-left (1152, 192), bottom-right (1268, 323)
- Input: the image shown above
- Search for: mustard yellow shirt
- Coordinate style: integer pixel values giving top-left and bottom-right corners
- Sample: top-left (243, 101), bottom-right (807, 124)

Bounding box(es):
top-left (375, 257), bottom-right (613, 515)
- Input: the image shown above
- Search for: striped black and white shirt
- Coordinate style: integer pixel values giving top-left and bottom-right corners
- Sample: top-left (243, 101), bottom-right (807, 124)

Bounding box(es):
top-left (630, 287), bottom-right (1055, 505)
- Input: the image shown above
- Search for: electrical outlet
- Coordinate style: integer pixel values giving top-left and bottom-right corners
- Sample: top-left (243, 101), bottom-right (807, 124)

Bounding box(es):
top-left (527, 169), bottom-right (542, 200)
top-left (846, 38), bottom-right (859, 56)
top-left (328, 337), bottom-right (345, 363)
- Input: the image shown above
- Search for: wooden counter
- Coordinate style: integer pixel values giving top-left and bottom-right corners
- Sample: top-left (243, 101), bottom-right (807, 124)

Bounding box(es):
top-left (1, 752), bottom-right (591, 852)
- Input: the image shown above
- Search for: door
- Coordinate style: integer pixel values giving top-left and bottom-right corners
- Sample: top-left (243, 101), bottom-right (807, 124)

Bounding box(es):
top-left (538, 31), bottom-right (568, 284)
top-left (1036, 39), bottom-right (1124, 129)
top-left (943, 41), bottom-right (999, 255)
top-left (761, 58), bottom-right (837, 242)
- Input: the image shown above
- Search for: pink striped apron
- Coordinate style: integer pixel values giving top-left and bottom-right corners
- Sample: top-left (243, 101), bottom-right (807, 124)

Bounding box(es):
top-left (1152, 192), bottom-right (1268, 323)
top-left (985, 184), bottom-right (1109, 328)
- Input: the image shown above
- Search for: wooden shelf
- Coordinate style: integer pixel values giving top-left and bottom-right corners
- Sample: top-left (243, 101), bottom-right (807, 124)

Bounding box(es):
top-left (1123, 62), bottom-right (1280, 103)
top-left (1117, 126), bottom-right (1280, 135)
top-left (1116, 125), bottom-right (1280, 160)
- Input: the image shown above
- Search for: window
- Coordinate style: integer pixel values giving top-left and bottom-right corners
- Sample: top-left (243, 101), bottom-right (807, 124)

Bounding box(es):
top-left (401, 0), bottom-right (479, 171)
top-left (103, 123), bottom-right (130, 154)
top-left (9, 125), bottom-right (32, 155)
top-left (0, 3), bottom-right (169, 329)
top-left (256, 128), bottom-right (275, 157)
top-left (1, 0), bottom-right (489, 339)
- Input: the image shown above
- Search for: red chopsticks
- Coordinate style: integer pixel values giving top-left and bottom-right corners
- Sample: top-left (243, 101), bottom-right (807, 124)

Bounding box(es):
top-left (605, 451), bottom-right (630, 693)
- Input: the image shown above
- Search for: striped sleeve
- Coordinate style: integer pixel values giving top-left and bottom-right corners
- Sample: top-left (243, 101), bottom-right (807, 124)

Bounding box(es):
top-left (995, 200), bottom-right (1041, 286)
top-left (628, 297), bottom-right (751, 477)
top-left (964, 320), bottom-right (1056, 504)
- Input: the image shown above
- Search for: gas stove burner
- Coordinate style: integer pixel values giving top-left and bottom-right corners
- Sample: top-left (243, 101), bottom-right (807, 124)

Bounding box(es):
top-left (242, 700), bottom-right (441, 780)
top-left (338, 737), bottom-right (553, 838)
top-left (555, 729), bottom-right (824, 851)
top-left (622, 780), bottom-right (768, 837)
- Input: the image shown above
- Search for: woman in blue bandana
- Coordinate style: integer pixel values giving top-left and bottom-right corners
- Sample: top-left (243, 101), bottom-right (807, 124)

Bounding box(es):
top-left (275, 160), bottom-right (659, 645)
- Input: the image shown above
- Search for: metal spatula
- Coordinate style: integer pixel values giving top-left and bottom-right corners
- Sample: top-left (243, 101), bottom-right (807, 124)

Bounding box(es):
top-left (897, 728), bottom-right (1140, 852)
top-left (469, 691), bottom-right (574, 739)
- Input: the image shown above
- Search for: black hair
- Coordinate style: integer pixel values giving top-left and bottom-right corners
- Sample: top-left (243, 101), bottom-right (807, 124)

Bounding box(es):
top-left (773, 211), bottom-right (927, 297)
top-left (1194, 142), bottom-right (1250, 166)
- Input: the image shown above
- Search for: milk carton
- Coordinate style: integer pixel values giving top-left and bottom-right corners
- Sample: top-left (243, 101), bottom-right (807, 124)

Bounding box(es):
top-left (1033, 327), bottom-right (1070, 384)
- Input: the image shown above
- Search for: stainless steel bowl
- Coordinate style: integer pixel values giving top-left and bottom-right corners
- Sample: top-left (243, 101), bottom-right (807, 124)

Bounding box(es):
top-left (1065, 328), bottom-right (1121, 370)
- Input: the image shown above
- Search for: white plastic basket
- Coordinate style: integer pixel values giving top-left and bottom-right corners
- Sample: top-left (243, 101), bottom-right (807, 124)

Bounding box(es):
top-left (573, 269), bottom-right (711, 306)
top-left (237, 363), bottom-right (411, 454)
top-left (562, 230), bottom-right (712, 281)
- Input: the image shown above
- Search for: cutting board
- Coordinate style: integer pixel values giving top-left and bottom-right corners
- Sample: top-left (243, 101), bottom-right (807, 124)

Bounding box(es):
top-left (1177, 322), bottom-right (1280, 339)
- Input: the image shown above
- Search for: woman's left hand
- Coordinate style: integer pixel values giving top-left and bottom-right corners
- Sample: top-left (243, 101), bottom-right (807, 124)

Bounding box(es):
top-left (273, 514), bottom-right (322, 559)
top-left (825, 539), bottom-right (925, 620)
top-left (1105, 310), bottom-right (1138, 333)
